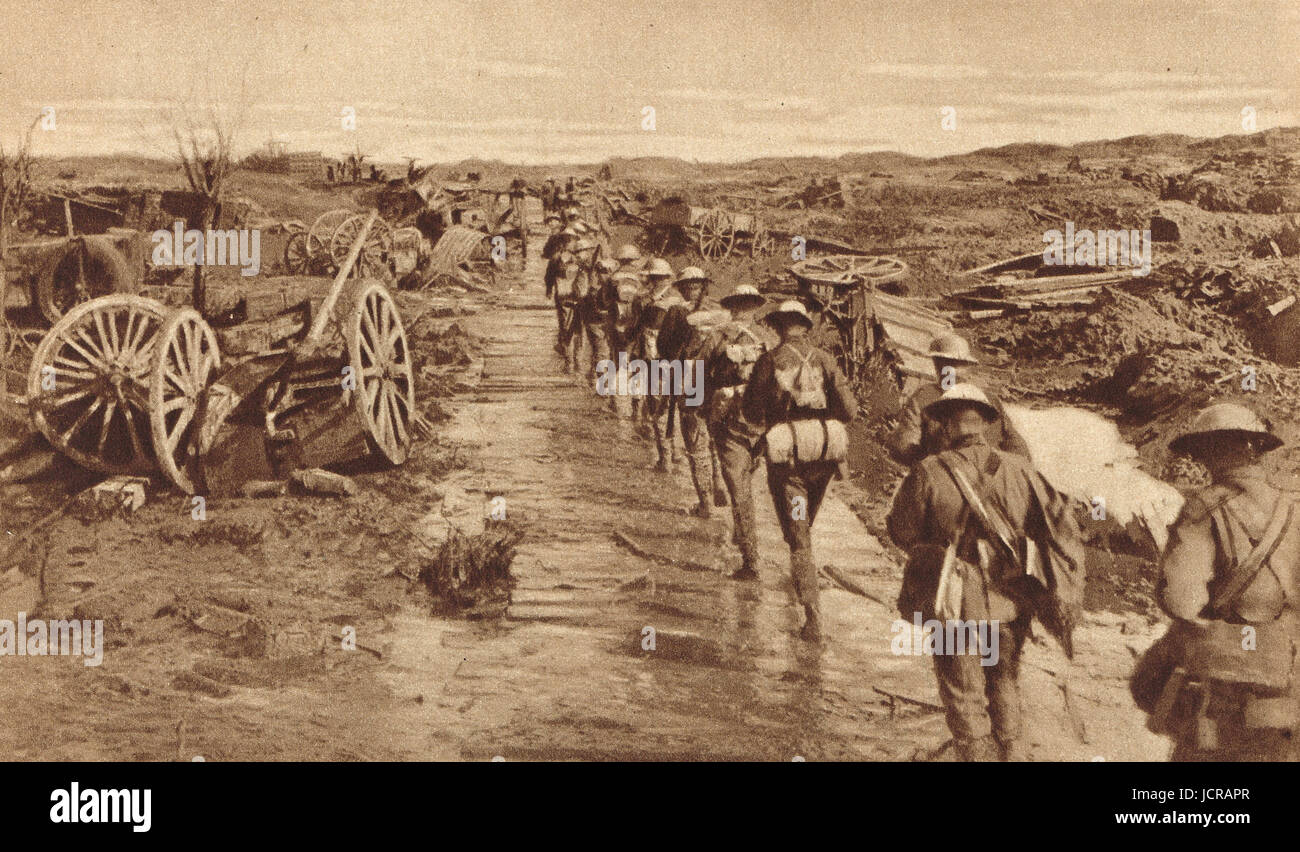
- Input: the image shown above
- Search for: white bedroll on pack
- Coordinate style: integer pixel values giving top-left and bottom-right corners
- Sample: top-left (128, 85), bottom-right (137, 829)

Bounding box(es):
top-left (764, 346), bottom-right (848, 465)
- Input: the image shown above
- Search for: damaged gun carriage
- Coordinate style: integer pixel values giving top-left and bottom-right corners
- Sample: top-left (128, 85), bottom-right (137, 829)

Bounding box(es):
top-left (22, 211), bottom-right (416, 496)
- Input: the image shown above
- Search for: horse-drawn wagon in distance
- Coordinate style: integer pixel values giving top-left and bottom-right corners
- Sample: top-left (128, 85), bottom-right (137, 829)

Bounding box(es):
top-left (22, 213), bottom-right (416, 496)
top-left (640, 196), bottom-right (778, 260)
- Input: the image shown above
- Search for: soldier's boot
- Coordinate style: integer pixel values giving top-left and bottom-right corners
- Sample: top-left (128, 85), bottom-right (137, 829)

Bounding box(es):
top-left (687, 454), bottom-right (712, 518)
top-left (791, 548), bottom-right (822, 641)
top-left (954, 736), bottom-right (1000, 762)
top-left (728, 540), bottom-right (760, 581)
top-left (995, 736), bottom-right (1027, 762)
top-left (651, 416), bottom-right (672, 472)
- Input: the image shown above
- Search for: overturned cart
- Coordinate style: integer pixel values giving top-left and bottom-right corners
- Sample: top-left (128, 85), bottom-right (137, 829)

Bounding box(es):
top-left (25, 212), bottom-right (415, 495)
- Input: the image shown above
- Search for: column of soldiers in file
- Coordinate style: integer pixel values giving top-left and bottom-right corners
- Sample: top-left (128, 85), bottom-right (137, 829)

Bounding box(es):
top-left (539, 206), bottom-right (1298, 763)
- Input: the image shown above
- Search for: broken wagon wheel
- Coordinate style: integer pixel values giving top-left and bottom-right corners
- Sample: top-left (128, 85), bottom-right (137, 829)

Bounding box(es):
top-left (695, 209), bottom-right (735, 260)
top-left (34, 236), bottom-right (136, 325)
top-left (791, 254), bottom-right (908, 289)
top-left (306, 209), bottom-right (356, 261)
top-left (341, 278), bottom-right (415, 465)
top-left (27, 294), bottom-right (168, 474)
top-left (330, 214), bottom-right (393, 278)
top-left (749, 226), bottom-right (776, 258)
top-left (149, 307), bottom-right (221, 495)
top-left (283, 231), bottom-right (311, 274)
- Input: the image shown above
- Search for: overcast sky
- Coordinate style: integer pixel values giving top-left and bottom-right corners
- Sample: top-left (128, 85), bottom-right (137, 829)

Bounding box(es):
top-left (1, 0), bottom-right (1296, 163)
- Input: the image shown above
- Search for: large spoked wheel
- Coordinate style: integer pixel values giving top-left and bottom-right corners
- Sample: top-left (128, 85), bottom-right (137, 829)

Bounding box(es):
top-left (149, 308), bottom-right (221, 494)
top-left (342, 279), bottom-right (415, 464)
top-left (27, 295), bottom-right (167, 474)
top-left (695, 209), bottom-right (735, 260)
top-left (790, 254), bottom-right (908, 288)
top-left (750, 225), bottom-right (776, 257)
top-left (283, 232), bottom-right (311, 274)
top-left (307, 209), bottom-right (356, 266)
top-left (331, 214), bottom-right (393, 277)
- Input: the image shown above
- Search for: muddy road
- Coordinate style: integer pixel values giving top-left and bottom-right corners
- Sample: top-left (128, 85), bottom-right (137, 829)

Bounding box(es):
top-left (0, 260), bottom-right (1168, 761)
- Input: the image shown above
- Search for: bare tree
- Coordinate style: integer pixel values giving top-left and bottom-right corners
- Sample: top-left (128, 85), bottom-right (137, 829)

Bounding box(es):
top-left (0, 117), bottom-right (39, 368)
top-left (164, 99), bottom-right (245, 317)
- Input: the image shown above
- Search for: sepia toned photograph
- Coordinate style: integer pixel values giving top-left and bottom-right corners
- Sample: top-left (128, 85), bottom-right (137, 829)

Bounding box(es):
top-left (1, 0), bottom-right (1298, 818)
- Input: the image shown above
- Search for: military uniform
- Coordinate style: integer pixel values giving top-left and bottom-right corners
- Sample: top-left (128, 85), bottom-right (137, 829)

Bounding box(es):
top-left (887, 432), bottom-right (1081, 759)
top-left (660, 296), bottom-right (727, 514)
top-left (742, 336), bottom-right (856, 630)
top-left (701, 318), bottom-right (777, 571)
top-left (1156, 466), bottom-right (1300, 761)
top-left (545, 250), bottom-right (583, 370)
top-left (630, 287), bottom-right (686, 468)
top-left (889, 380), bottom-right (1032, 466)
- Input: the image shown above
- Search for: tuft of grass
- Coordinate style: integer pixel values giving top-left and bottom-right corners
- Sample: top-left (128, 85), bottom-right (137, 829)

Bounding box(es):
top-left (418, 521), bottom-right (522, 612)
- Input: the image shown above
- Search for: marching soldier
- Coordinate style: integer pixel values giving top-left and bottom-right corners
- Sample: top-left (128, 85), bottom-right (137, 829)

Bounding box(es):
top-left (660, 267), bottom-right (728, 517)
top-left (614, 243), bottom-right (642, 273)
top-left (640, 257), bottom-right (674, 297)
top-left (572, 238), bottom-right (607, 380)
top-left (889, 333), bottom-right (1030, 466)
top-left (742, 301), bottom-right (856, 640)
top-left (625, 258), bottom-right (676, 430)
top-left (703, 284), bottom-right (776, 578)
top-left (1146, 403), bottom-right (1299, 761)
top-left (886, 383), bottom-right (1085, 761)
top-left (544, 233), bottom-right (584, 371)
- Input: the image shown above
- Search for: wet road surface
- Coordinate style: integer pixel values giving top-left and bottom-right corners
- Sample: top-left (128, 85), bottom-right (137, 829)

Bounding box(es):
top-left (381, 284), bottom-right (1167, 761)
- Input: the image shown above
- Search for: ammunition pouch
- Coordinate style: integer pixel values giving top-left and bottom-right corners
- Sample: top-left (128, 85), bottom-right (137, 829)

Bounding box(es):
top-left (1141, 617), bottom-right (1298, 737)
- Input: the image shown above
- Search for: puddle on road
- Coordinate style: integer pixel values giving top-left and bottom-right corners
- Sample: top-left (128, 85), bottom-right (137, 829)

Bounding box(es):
top-left (1005, 404), bottom-right (1183, 551)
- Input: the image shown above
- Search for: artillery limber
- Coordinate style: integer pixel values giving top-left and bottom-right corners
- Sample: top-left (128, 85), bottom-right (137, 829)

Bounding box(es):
top-left (282, 208), bottom-right (396, 279)
top-left (25, 212), bottom-right (415, 495)
top-left (641, 197), bottom-right (777, 260)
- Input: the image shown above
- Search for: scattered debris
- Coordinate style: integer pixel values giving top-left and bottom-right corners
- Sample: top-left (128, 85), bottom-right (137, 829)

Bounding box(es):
top-left (79, 476), bottom-right (150, 517)
top-left (290, 468), bottom-right (358, 497)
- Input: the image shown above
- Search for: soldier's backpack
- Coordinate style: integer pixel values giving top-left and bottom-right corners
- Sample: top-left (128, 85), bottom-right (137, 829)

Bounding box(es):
top-left (773, 344), bottom-right (827, 410)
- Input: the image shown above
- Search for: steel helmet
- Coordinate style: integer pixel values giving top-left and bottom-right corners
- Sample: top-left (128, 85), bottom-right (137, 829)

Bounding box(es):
top-left (675, 266), bottom-right (709, 286)
top-left (616, 244), bottom-right (642, 262)
top-left (928, 333), bottom-right (979, 365)
top-left (761, 299), bottom-right (813, 330)
top-left (720, 284), bottom-right (766, 312)
top-left (574, 238), bottom-right (597, 253)
top-left (922, 383), bottom-right (999, 422)
top-left (1169, 403), bottom-right (1282, 454)
top-left (646, 258), bottom-right (673, 278)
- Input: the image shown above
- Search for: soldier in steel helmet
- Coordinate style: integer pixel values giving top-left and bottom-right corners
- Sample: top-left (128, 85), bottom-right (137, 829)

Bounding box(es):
top-left (1143, 402), bottom-right (1300, 761)
top-left (888, 332), bottom-right (1030, 466)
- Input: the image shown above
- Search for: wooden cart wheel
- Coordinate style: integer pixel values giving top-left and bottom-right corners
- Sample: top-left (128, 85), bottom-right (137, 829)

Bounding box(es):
top-left (307, 209), bottom-right (356, 260)
top-left (149, 308), bottom-right (221, 494)
top-left (27, 294), bottom-right (167, 474)
top-left (35, 236), bottom-right (137, 325)
top-left (825, 311), bottom-right (859, 380)
top-left (696, 209), bottom-right (735, 260)
top-left (283, 231), bottom-right (311, 274)
top-left (750, 226), bottom-right (776, 258)
top-left (331, 214), bottom-right (393, 277)
top-left (790, 254), bottom-right (908, 288)
top-left (341, 279), bottom-right (415, 464)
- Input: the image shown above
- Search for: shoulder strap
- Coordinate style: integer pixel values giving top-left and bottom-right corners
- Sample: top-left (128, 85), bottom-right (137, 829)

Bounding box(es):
top-left (1209, 496), bottom-right (1295, 615)
top-left (935, 452), bottom-right (1019, 561)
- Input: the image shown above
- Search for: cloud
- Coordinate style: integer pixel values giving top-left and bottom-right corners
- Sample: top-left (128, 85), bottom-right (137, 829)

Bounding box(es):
top-left (660, 87), bottom-right (818, 112)
top-left (862, 63), bottom-right (989, 80)
top-left (464, 60), bottom-right (566, 80)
